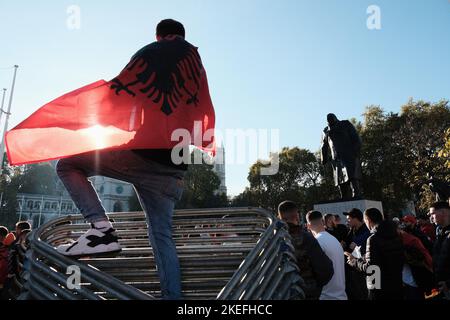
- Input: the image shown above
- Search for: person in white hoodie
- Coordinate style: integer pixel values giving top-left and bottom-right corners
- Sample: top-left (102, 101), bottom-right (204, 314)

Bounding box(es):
top-left (306, 210), bottom-right (348, 300)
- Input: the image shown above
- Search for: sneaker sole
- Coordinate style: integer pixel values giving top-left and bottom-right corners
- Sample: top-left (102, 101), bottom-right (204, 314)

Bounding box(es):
top-left (65, 248), bottom-right (123, 260)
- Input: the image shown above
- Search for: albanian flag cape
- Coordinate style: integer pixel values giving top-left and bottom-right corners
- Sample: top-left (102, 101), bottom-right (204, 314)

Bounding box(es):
top-left (6, 35), bottom-right (215, 166)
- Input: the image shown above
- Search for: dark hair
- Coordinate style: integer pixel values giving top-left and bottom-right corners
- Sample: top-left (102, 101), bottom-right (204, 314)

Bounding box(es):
top-left (306, 210), bottom-right (323, 223)
top-left (16, 221), bottom-right (31, 231)
top-left (324, 213), bottom-right (335, 223)
top-left (345, 208), bottom-right (364, 222)
top-left (278, 201), bottom-right (298, 217)
top-left (156, 19), bottom-right (185, 38)
top-left (334, 214), bottom-right (341, 220)
top-left (364, 208), bottom-right (384, 224)
top-left (0, 226), bottom-right (8, 238)
top-left (431, 201), bottom-right (450, 211)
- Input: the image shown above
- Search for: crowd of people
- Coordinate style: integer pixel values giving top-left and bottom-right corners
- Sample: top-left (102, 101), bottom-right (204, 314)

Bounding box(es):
top-left (2, 199), bottom-right (450, 301)
top-left (278, 200), bottom-right (450, 300)
top-left (0, 221), bottom-right (32, 300)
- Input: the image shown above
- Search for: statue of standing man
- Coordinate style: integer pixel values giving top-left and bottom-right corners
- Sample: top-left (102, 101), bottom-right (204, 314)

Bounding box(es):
top-left (321, 114), bottom-right (363, 200)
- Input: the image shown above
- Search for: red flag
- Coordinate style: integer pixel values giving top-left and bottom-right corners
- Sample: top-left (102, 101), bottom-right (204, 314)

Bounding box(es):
top-left (6, 36), bottom-right (215, 166)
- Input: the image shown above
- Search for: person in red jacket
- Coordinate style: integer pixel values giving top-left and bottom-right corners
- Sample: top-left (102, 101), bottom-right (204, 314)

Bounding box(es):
top-left (417, 214), bottom-right (436, 243)
top-left (398, 226), bottom-right (434, 299)
top-left (402, 215), bottom-right (434, 254)
top-left (0, 227), bottom-right (10, 298)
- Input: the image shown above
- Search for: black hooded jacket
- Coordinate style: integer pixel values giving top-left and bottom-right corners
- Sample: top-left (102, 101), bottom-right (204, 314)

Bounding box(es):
top-left (349, 220), bottom-right (405, 300)
top-left (433, 225), bottom-right (450, 287)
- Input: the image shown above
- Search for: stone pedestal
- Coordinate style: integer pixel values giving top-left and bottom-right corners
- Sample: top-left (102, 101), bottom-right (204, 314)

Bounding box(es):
top-left (314, 200), bottom-right (383, 223)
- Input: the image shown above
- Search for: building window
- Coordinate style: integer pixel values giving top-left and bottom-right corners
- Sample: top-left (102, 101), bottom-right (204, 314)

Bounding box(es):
top-left (34, 202), bottom-right (41, 210)
top-left (61, 203), bottom-right (67, 211)
top-left (116, 186), bottom-right (124, 195)
top-left (113, 201), bottom-right (123, 212)
top-left (27, 201), bottom-right (33, 209)
top-left (44, 202), bottom-right (51, 210)
top-left (67, 203), bottom-right (73, 211)
top-left (51, 202), bottom-right (58, 210)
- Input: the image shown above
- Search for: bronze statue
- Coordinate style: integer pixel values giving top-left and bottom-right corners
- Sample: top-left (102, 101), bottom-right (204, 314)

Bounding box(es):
top-left (321, 114), bottom-right (363, 200)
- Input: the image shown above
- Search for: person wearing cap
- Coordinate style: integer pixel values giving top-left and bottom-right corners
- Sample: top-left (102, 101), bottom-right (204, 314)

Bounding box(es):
top-left (402, 215), bottom-right (434, 255)
top-left (417, 214), bottom-right (436, 243)
top-left (2, 233), bottom-right (16, 247)
top-left (397, 222), bottom-right (434, 300)
top-left (430, 201), bottom-right (450, 297)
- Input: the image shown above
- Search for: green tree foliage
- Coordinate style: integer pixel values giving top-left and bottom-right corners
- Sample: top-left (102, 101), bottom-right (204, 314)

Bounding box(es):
top-left (230, 187), bottom-right (258, 208)
top-left (357, 105), bottom-right (412, 214)
top-left (438, 128), bottom-right (450, 170)
top-left (0, 155), bottom-right (22, 228)
top-left (233, 100), bottom-right (450, 216)
top-left (177, 151), bottom-right (229, 209)
top-left (127, 150), bottom-right (230, 211)
top-left (231, 147), bottom-right (334, 213)
top-left (16, 163), bottom-right (58, 195)
top-left (0, 161), bottom-right (58, 228)
top-left (359, 100), bottom-right (450, 213)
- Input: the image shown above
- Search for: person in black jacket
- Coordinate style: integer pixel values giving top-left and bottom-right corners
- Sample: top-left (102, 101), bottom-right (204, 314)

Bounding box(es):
top-left (278, 201), bottom-right (334, 299)
top-left (343, 208), bottom-right (371, 300)
top-left (324, 214), bottom-right (348, 244)
top-left (346, 208), bottom-right (405, 300)
top-left (430, 201), bottom-right (450, 298)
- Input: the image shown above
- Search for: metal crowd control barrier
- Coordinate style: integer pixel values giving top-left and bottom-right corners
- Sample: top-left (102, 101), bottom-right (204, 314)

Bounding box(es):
top-left (23, 207), bottom-right (305, 300)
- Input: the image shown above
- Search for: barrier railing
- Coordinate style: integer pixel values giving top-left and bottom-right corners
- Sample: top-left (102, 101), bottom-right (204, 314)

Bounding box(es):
top-left (23, 207), bottom-right (304, 300)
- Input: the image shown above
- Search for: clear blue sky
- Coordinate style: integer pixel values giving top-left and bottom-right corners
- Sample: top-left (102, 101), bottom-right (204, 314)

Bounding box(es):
top-left (1, 0), bottom-right (450, 196)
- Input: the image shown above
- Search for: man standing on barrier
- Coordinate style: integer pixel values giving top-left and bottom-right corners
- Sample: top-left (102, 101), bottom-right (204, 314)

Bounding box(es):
top-left (6, 19), bottom-right (216, 300)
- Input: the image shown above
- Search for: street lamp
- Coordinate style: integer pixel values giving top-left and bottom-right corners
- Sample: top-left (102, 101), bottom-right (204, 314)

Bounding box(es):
top-left (0, 65), bottom-right (19, 171)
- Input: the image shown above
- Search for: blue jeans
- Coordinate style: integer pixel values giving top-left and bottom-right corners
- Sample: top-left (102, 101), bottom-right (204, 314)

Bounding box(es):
top-left (56, 150), bottom-right (185, 300)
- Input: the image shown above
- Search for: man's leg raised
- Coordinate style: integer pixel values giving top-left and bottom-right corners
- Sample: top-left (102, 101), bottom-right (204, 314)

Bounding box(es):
top-left (54, 151), bottom-right (133, 256)
top-left (134, 170), bottom-right (184, 300)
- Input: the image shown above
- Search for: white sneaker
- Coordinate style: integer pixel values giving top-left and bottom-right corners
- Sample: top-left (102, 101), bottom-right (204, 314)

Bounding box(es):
top-left (56, 227), bottom-right (122, 257)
